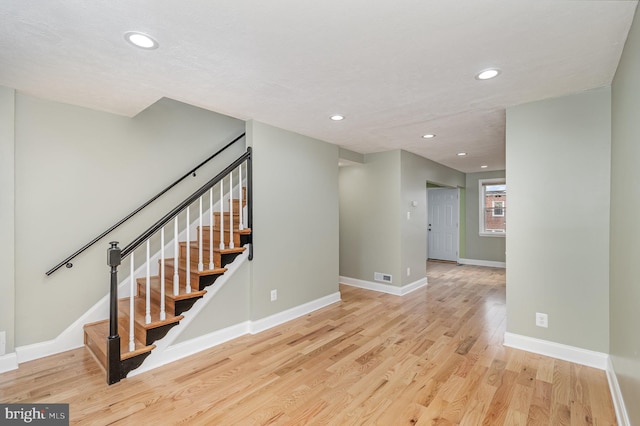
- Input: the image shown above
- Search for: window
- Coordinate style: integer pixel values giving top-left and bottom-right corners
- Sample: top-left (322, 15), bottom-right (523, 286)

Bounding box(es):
top-left (492, 200), bottom-right (504, 217)
top-left (479, 178), bottom-right (506, 236)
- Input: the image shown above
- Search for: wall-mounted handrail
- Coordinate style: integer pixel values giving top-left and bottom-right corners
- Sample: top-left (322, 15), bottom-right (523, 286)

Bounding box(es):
top-left (45, 132), bottom-right (246, 276)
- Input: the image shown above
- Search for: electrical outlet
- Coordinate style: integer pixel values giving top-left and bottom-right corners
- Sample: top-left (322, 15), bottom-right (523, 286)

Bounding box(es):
top-left (535, 312), bottom-right (548, 328)
top-left (407, 211), bottom-right (411, 220)
top-left (270, 289), bottom-right (277, 302)
top-left (0, 331), bottom-right (5, 356)
top-left (407, 267), bottom-right (411, 276)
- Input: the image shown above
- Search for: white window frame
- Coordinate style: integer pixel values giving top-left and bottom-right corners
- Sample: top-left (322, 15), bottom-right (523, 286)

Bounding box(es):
top-left (479, 178), bottom-right (506, 237)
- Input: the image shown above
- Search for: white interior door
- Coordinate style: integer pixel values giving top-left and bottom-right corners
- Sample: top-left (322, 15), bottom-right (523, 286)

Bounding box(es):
top-left (427, 188), bottom-right (459, 262)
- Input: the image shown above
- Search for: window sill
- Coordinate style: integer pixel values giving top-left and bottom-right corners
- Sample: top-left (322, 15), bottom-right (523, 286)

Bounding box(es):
top-left (479, 232), bottom-right (506, 238)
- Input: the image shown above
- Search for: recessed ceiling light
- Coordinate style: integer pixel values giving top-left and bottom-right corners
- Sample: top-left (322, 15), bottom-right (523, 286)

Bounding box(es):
top-left (124, 31), bottom-right (159, 49)
top-left (330, 114), bottom-right (345, 121)
top-left (481, 165), bottom-right (488, 168)
top-left (422, 134), bottom-right (436, 139)
top-left (475, 68), bottom-right (501, 80)
top-left (457, 152), bottom-right (467, 156)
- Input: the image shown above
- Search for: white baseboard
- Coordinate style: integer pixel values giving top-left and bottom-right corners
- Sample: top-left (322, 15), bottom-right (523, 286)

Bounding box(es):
top-left (339, 276), bottom-right (428, 296)
top-left (15, 292), bottom-right (110, 364)
top-left (129, 290), bottom-right (341, 376)
top-left (458, 258), bottom-right (506, 268)
top-left (249, 291), bottom-right (342, 334)
top-left (606, 357), bottom-right (631, 426)
top-left (0, 352), bottom-right (18, 373)
top-left (503, 332), bottom-right (608, 370)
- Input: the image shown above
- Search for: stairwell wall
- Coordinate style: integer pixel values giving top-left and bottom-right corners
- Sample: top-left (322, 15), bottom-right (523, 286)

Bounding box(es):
top-left (11, 93), bottom-right (245, 348)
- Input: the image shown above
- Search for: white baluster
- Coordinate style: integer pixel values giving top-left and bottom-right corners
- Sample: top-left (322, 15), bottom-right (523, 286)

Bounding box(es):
top-left (239, 164), bottom-right (244, 231)
top-left (129, 252), bottom-right (135, 352)
top-left (229, 170), bottom-right (234, 249)
top-left (160, 227), bottom-right (166, 321)
top-left (186, 207), bottom-right (191, 294)
top-left (209, 188), bottom-right (214, 270)
top-left (219, 179), bottom-right (225, 250)
top-left (198, 197), bottom-right (204, 272)
top-left (173, 216), bottom-right (179, 296)
top-left (145, 240), bottom-right (151, 324)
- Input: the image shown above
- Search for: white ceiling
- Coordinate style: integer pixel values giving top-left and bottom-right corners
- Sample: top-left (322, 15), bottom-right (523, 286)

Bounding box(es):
top-left (1, 1), bottom-right (637, 173)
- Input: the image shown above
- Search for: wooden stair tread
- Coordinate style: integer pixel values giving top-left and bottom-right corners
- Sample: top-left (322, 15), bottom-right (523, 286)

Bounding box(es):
top-left (181, 241), bottom-right (246, 254)
top-left (83, 320), bottom-right (155, 362)
top-left (136, 275), bottom-right (208, 301)
top-left (118, 298), bottom-right (184, 330)
top-left (180, 240), bottom-right (246, 252)
top-left (164, 258), bottom-right (228, 277)
top-left (198, 225), bottom-right (251, 232)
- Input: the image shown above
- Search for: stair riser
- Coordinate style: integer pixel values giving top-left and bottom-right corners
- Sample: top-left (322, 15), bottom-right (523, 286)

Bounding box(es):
top-left (213, 213), bottom-right (242, 227)
top-left (169, 269), bottom-right (206, 294)
top-left (119, 311), bottom-right (151, 345)
top-left (137, 282), bottom-right (177, 317)
top-left (84, 333), bottom-right (107, 370)
top-left (179, 246), bottom-right (223, 269)
top-left (196, 228), bottom-right (241, 248)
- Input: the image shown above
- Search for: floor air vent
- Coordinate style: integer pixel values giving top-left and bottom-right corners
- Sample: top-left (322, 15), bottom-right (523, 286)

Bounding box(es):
top-left (374, 272), bottom-right (393, 283)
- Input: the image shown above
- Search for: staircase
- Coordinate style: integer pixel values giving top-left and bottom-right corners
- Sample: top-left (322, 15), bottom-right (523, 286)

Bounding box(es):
top-left (81, 146), bottom-right (252, 384)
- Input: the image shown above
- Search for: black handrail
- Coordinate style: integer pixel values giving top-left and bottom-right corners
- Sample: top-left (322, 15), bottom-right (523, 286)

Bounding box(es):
top-left (45, 132), bottom-right (246, 276)
top-left (121, 148), bottom-right (251, 258)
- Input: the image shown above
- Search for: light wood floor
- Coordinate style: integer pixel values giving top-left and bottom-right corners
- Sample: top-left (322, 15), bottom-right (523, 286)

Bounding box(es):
top-left (0, 262), bottom-right (617, 425)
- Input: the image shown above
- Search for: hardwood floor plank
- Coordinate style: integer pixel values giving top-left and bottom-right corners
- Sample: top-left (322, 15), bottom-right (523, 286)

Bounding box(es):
top-left (0, 262), bottom-right (618, 425)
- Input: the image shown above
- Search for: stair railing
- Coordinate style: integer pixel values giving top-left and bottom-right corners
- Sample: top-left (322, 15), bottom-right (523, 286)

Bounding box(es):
top-left (46, 132), bottom-right (246, 276)
top-left (106, 148), bottom-right (252, 384)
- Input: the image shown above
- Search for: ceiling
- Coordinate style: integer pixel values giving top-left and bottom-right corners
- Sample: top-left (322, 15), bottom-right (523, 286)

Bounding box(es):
top-left (1, 1), bottom-right (637, 173)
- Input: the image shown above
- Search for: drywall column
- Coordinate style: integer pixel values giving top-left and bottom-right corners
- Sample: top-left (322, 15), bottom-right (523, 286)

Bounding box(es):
top-left (247, 120), bottom-right (339, 321)
top-left (611, 4), bottom-right (640, 424)
top-left (0, 86), bottom-right (15, 356)
top-left (506, 87), bottom-right (611, 352)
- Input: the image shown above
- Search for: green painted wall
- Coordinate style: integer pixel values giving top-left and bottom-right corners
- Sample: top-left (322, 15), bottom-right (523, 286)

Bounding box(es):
top-left (610, 4), bottom-right (640, 423)
top-left (0, 86), bottom-right (15, 354)
top-left (459, 188), bottom-right (466, 259)
top-left (506, 87), bottom-right (611, 352)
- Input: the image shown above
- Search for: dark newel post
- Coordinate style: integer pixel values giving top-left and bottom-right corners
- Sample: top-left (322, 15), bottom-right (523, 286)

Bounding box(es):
top-left (246, 147), bottom-right (253, 260)
top-left (106, 241), bottom-right (122, 385)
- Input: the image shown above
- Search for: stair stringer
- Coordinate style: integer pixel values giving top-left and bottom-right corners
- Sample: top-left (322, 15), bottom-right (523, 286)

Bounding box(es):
top-left (127, 250), bottom-right (250, 377)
